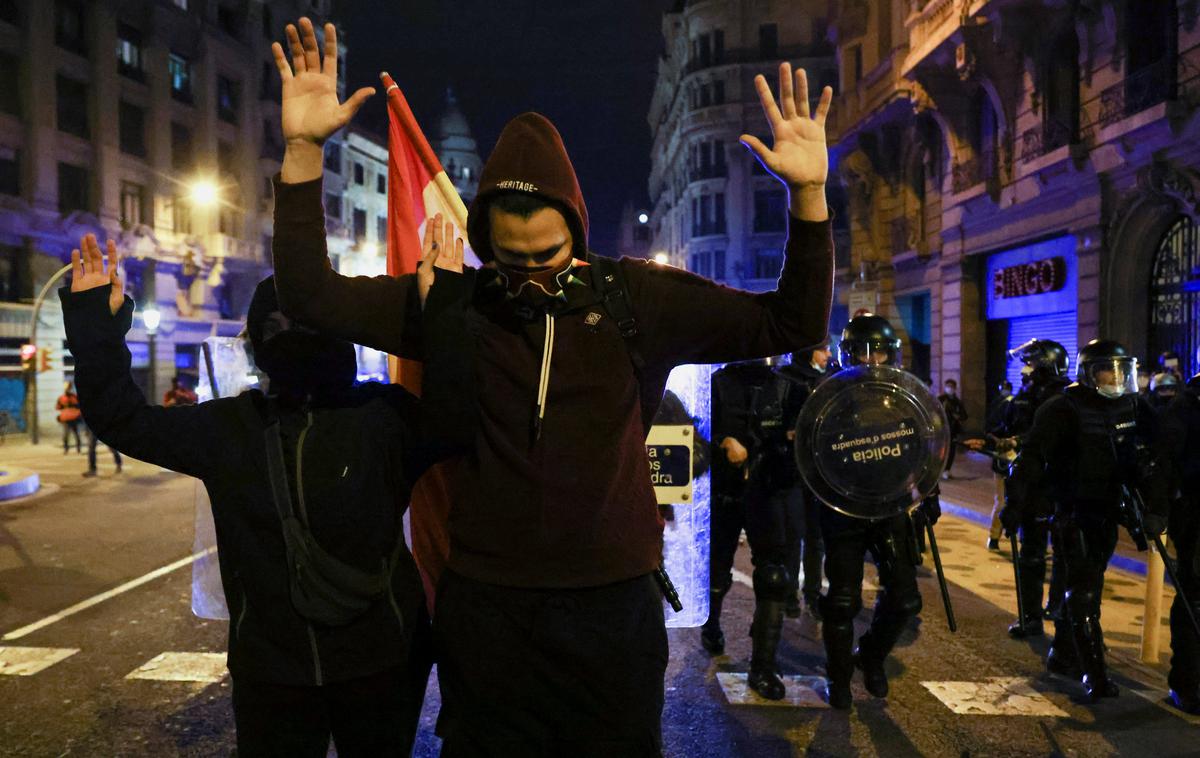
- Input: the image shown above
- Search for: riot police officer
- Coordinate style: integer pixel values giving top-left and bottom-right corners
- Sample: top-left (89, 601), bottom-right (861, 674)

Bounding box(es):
top-left (1160, 370), bottom-right (1200, 714)
top-left (818, 315), bottom-right (940, 710)
top-left (1003, 340), bottom-right (1166, 701)
top-left (705, 357), bottom-right (798, 699)
top-left (776, 346), bottom-right (832, 619)
top-left (997, 339), bottom-right (1071, 638)
top-left (1149, 372), bottom-right (1180, 410)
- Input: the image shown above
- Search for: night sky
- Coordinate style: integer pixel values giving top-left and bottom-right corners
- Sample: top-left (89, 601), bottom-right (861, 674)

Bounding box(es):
top-left (336, 1), bottom-right (675, 253)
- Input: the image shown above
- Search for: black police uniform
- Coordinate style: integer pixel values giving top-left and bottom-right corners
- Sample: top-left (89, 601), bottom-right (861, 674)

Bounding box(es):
top-left (776, 357), bottom-right (828, 616)
top-left (998, 372), bottom-right (1071, 635)
top-left (816, 315), bottom-right (938, 710)
top-left (1008, 372), bottom-right (1164, 700)
top-left (705, 360), bottom-right (797, 699)
top-left (1160, 376), bottom-right (1200, 713)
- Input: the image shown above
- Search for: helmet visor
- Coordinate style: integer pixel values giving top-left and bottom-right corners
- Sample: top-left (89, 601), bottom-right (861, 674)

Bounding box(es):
top-left (1078, 357), bottom-right (1138, 398)
top-left (839, 339), bottom-right (902, 368)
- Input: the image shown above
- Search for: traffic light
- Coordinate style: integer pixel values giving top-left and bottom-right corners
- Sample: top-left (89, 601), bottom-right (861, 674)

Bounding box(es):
top-left (38, 347), bottom-right (52, 373)
top-left (19, 344), bottom-right (35, 372)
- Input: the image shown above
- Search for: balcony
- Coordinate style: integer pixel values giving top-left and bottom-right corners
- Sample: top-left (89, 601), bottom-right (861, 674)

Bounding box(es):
top-left (212, 234), bottom-right (261, 263)
top-left (1099, 57), bottom-right (1176, 129)
top-left (951, 156), bottom-right (981, 194)
top-left (684, 44), bottom-right (825, 76)
top-left (1018, 118), bottom-right (1074, 162)
top-left (687, 165), bottom-right (727, 183)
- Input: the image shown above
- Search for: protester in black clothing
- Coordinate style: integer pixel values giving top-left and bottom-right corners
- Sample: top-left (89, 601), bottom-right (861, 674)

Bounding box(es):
top-left (818, 315), bottom-right (941, 710)
top-left (82, 425), bottom-right (122, 477)
top-left (62, 235), bottom-right (460, 757)
top-left (776, 346), bottom-right (831, 618)
top-left (706, 357), bottom-right (801, 700)
top-left (938, 379), bottom-right (968, 478)
top-left (1003, 339), bottom-right (1167, 702)
top-left (984, 381), bottom-right (1015, 549)
top-left (1159, 371), bottom-right (1200, 715)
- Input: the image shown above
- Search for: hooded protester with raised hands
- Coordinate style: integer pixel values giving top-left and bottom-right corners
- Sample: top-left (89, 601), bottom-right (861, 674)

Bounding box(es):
top-left (59, 230), bottom-right (464, 757)
top-left (269, 16), bottom-right (835, 754)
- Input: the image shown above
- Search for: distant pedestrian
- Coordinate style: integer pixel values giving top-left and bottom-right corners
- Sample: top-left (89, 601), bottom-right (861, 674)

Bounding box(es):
top-left (939, 378), bottom-right (968, 479)
top-left (82, 425), bottom-right (122, 477)
top-left (163, 375), bottom-right (198, 407)
top-left (56, 382), bottom-right (82, 454)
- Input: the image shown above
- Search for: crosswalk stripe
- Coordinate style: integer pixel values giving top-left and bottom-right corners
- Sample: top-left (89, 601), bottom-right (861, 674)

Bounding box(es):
top-left (921, 677), bottom-right (1069, 717)
top-left (124, 652), bottom-right (228, 683)
top-left (716, 672), bottom-right (830, 708)
top-left (0, 646), bottom-right (79, 676)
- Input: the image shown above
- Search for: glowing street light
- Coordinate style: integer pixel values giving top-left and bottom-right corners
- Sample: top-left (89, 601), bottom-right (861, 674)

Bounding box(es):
top-left (637, 212), bottom-right (649, 224)
top-left (359, 241), bottom-right (378, 257)
top-left (190, 180), bottom-right (219, 208)
top-left (142, 307), bottom-right (162, 335)
top-left (653, 252), bottom-right (670, 265)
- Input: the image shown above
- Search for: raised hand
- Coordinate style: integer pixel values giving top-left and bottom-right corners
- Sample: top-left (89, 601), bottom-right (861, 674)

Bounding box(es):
top-left (272, 18), bottom-right (374, 147)
top-left (417, 214), bottom-right (466, 309)
top-left (70, 234), bottom-right (124, 316)
top-left (740, 63), bottom-right (832, 220)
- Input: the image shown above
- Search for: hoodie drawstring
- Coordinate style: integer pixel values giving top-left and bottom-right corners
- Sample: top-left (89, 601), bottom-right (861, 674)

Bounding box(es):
top-left (534, 313), bottom-right (555, 441)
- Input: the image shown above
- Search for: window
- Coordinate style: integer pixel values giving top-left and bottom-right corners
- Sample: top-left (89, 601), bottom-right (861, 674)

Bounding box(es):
top-left (755, 249), bottom-right (782, 279)
top-left (1043, 29), bottom-right (1079, 152)
top-left (169, 53), bottom-right (192, 103)
top-left (57, 162), bottom-right (91, 213)
top-left (167, 195), bottom-right (191, 234)
top-left (713, 80), bottom-right (725, 105)
top-left (353, 208), bottom-right (367, 241)
top-left (852, 45), bottom-right (863, 84)
top-left (171, 123), bottom-right (192, 171)
top-left (218, 140), bottom-right (236, 176)
top-left (217, 76), bottom-right (239, 123)
top-left (354, 163), bottom-right (364, 185)
top-left (714, 192), bottom-right (726, 234)
top-left (376, 215), bottom-right (387, 243)
top-left (217, 5), bottom-right (242, 39)
top-left (376, 174), bottom-right (386, 194)
top-left (325, 192), bottom-right (341, 220)
top-left (56, 75), bottom-right (89, 139)
top-left (116, 24), bottom-right (144, 80)
top-left (760, 24), bottom-right (778, 59)
top-left (713, 30), bottom-right (724, 64)
top-left (262, 6), bottom-right (274, 39)
top-left (754, 190), bottom-right (787, 233)
top-left (0, 51), bottom-right (19, 117)
top-left (261, 119), bottom-right (283, 161)
top-left (218, 204), bottom-right (241, 236)
top-left (55, 1), bottom-right (86, 55)
top-left (0, 146), bottom-right (18, 196)
top-left (118, 101), bottom-right (146, 157)
top-left (713, 250), bottom-right (726, 281)
top-left (324, 142), bottom-right (341, 173)
top-left (119, 181), bottom-right (149, 229)
top-left (689, 251), bottom-right (712, 278)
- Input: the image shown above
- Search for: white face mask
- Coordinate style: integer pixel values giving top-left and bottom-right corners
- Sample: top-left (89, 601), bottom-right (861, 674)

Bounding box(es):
top-left (1098, 383), bottom-right (1125, 399)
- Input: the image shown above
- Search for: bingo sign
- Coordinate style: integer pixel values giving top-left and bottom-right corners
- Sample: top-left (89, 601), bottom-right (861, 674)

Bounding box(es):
top-left (985, 235), bottom-right (1077, 320)
top-left (646, 425), bottom-right (694, 505)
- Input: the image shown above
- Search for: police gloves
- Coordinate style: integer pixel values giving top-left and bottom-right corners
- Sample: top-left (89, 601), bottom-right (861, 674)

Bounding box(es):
top-left (999, 503), bottom-right (1021, 537)
top-left (1143, 513), bottom-right (1167, 539)
top-left (912, 495), bottom-right (941, 529)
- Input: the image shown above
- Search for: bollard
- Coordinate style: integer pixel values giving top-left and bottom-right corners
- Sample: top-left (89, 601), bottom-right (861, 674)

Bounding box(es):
top-left (1141, 546), bottom-right (1166, 664)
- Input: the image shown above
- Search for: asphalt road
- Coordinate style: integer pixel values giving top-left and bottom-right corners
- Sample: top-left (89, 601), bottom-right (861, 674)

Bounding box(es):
top-left (0, 441), bottom-right (1196, 757)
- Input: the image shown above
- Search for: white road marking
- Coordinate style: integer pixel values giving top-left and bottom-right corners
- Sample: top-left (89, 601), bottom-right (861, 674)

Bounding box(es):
top-left (125, 652), bottom-right (228, 683)
top-left (1, 546), bottom-right (218, 641)
top-left (717, 672), bottom-right (830, 708)
top-left (921, 677), bottom-right (1069, 717)
top-left (0, 646), bottom-right (79, 676)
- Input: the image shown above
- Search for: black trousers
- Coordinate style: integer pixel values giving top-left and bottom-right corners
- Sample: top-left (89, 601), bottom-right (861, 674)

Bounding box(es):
top-left (1049, 515), bottom-right (1118, 667)
top-left (230, 661), bottom-right (430, 758)
top-left (86, 427), bottom-right (122, 471)
top-left (433, 569), bottom-right (667, 757)
top-left (787, 487), bottom-right (824, 598)
top-left (1170, 499), bottom-right (1200, 696)
top-left (62, 420), bottom-right (81, 452)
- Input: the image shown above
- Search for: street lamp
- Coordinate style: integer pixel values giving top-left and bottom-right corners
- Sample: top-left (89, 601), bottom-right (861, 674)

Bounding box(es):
top-left (638, 212), bottom-right (649, 225)
top-left (189, 180), bottom-right (219, 208)
top-left (653, 252), bottom-right (670, 265)
top-left (143, 307), bottom-right (161, 405)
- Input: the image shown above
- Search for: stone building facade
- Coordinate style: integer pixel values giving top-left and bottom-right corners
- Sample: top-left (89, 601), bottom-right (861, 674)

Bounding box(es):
top-left (0, 0), bottom-right (344, 437)
top-left (647, 0), bottom-right (840, 292)
top-left (828, 0), bottom-right (1200, 427)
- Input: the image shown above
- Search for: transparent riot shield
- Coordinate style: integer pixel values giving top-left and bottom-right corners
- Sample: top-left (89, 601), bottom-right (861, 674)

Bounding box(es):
top-left (191, 336), bottom-right (261, 620)
top-left (795, 365), bottom-right (949, 520)
top-left (655, 364), bottom-right (712, 628)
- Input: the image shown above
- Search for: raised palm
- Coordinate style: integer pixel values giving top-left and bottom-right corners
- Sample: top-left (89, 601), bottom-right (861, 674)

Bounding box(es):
top-left (273, 18), bottom-right (374, 146)
top-left (70, 234), bottom-right (124, 316)
top-left (741, 63), bottom-right (833, 189)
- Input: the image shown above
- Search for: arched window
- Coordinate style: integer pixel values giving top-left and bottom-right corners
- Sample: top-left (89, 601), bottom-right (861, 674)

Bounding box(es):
top-left (1149, 216), bottom-right (1200, 376)
top-left (1044, 28), bottom-right (1079, 151)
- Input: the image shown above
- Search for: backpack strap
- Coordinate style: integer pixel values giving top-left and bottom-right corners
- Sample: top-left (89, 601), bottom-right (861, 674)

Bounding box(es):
top-left (588, 254), bottom-right (645, 372)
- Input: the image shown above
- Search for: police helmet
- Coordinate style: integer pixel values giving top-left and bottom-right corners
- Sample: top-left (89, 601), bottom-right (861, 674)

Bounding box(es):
top-left (1076, 339), bottom-right (1138, 399)
top-left (1008, 339), bottom-right (1069, 377)
top-left (839, 314), bottom-right (902, 368)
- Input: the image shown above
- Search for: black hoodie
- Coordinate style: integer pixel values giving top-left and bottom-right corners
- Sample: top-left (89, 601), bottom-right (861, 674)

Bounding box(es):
top-left (272, 112), bottom-right (834, 588)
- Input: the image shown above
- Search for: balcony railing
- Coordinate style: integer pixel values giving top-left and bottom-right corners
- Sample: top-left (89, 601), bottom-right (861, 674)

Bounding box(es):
top-left (951, 156), bottom-right (981, 193)
top-left (1099, 57), bottom-right (1176, 128)
top-left (688, 165), bottom-right (727, 182)
top-left (891, 216), bottom-right (911, 254)
top-left (684, 44), bottom-right (829, 75)
top-left (1019, 118), bottom-right (1074, 162)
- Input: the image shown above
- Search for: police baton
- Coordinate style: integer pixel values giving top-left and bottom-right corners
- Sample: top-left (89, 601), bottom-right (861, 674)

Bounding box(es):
top-left (925, 521), bottom-right (958, 633)
top-left (1009, 532), bottom-right (1027, 635)
top-left (1124, 484), bottom-right (1200, 641)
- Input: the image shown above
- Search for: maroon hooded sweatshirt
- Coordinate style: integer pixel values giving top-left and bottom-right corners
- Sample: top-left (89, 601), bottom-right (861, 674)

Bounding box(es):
top-left (273, 112), bottom-right (834, 588)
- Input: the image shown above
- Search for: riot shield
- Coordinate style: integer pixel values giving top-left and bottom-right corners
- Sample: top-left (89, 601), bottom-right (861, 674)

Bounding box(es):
top-left (191, 336), bottom-right (261, 620)
top-left (794, 365), bottom-right (949, 519)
